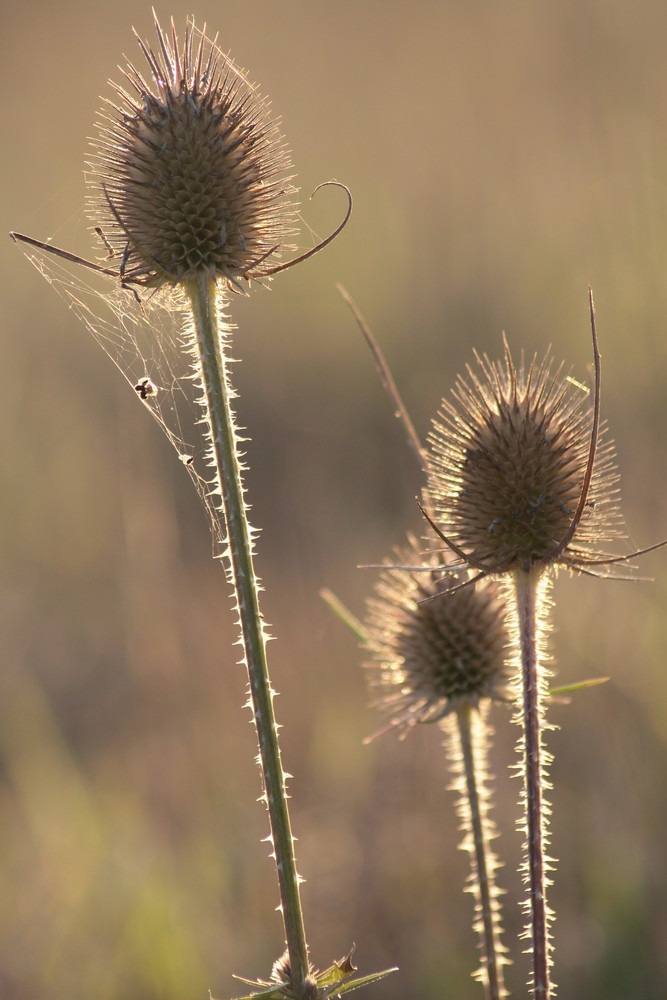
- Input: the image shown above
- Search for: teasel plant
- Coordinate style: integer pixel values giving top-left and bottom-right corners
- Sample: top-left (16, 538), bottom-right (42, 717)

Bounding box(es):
top-left (10, 14), bottom-right (393, 1000)
top-left (362, 534), bottom-right (512, 1000)
top-left (422, 290), bottom-right (666, 999)
top-left (323, 291), bottom-right (513, 998)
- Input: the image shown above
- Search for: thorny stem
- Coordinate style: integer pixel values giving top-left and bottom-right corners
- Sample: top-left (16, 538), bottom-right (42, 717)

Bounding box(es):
top-left (513, 569), bottom-right (550, 1000)
top-left (187, 274), bottom-right (310, 994)
top-left (455, 703), bottom-right (506, 1000)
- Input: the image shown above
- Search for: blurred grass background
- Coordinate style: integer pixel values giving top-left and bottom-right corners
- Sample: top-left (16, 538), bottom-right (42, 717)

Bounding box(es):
top-left (3, 1), bottom-right (667, 997)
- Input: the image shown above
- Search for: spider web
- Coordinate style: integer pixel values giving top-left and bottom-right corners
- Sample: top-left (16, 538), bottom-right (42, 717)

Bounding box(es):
top-left (19, 240), bottom-right (227, 558)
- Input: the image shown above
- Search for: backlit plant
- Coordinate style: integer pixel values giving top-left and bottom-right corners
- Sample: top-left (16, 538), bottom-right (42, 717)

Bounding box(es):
top-left (363, 533), bottom-right (511, 1000)
top-left (423, 295), bottom-right (663, 998)
top-left (11, 14), bottom-right (391, 1000)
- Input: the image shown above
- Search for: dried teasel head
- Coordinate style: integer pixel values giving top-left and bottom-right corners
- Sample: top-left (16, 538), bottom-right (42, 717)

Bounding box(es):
top-left (363, 535), bottom-right (511, 735)
top-left (426, 330), bottom-right (628, 578)
top-left (87, 13), bottom-right (297, 291)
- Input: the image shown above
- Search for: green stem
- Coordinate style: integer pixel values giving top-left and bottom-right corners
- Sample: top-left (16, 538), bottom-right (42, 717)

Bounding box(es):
top-left (513, 568), bottom-right (550, 1000)
top-left (455, 703), bottom-right (506, 1000)
top-left (186, 274), bottom-right (310, 994)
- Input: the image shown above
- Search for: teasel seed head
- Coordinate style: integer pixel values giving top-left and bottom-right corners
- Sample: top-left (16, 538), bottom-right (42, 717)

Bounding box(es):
top-left (87, 14), bottom-right (296, 291)
top-left (364, 535), bottom-right (511, 733)
top-left (427, 335), bottom-right (625, 577)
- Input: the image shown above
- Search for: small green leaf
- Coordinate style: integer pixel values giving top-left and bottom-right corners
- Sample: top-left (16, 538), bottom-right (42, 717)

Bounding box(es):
top-left (319, 588), bottom-right (368, 643)
top-left (229, 975), bottom-right (292, 999)
top-left (549, 676), bottom-right (609, 698)
top-left (230, 984), bottom-right (289, 1000)
top-left (322, 967), bottom-right (398, 996)
top-left (312, 948), bottom-right (397, 996)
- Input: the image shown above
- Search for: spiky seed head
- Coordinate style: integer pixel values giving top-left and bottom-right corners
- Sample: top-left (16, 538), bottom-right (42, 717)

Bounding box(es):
top-left (427, 338), bottom-right (625, 576)
top-left (87, 14), bottom-right (296, 290)
top-left (364, 535), bottom-right (510, 733)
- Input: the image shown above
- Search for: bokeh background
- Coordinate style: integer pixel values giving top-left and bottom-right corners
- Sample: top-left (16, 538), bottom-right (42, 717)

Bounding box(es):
top-left (3, 2), bottom-right (667, 997)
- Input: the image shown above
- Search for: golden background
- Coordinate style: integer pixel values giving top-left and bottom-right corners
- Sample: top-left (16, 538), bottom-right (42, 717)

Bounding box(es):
top-left (3, 2), bottom-right (667, 997)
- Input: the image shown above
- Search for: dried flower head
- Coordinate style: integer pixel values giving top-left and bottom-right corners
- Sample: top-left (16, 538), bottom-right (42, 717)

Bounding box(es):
top-left (87, 14), bottom-right (296, 290)
top-left (364, 535), bottom-right (510, 733)
top-left (426, 335), bottom-right (626, 577)
top-left (363, 536), bottom-right (511, 994)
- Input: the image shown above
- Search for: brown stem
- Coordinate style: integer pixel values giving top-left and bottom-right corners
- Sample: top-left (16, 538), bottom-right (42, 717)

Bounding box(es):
top-left (456, 703), bottom-right (507, 1000)
top-left (513, 568), bottom-right (551, 1000)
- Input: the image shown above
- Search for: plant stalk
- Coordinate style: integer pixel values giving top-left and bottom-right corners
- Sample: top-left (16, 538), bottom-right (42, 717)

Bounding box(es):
top-left (456, 703), bottom-right (506, 1000)
top-left (186, 273), bottom-right (310, 993)
top-left (513, 568), bottom-right (550, 1000)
